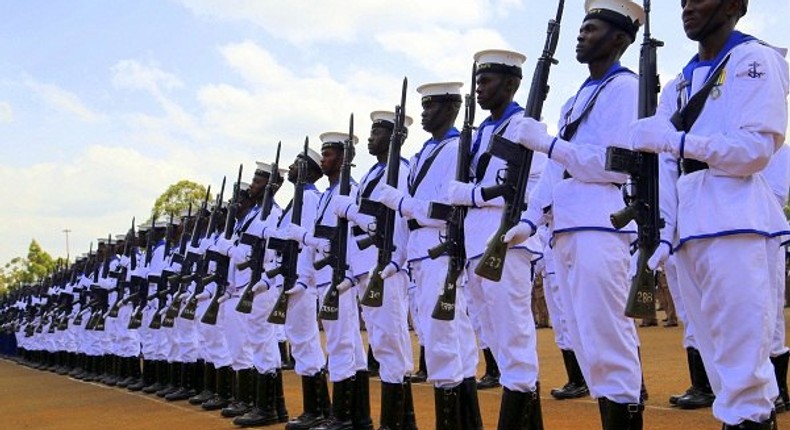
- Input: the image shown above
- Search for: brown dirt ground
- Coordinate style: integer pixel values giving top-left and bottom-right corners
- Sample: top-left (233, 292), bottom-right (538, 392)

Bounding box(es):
top-left (2, 310), bottom-right (789, 430)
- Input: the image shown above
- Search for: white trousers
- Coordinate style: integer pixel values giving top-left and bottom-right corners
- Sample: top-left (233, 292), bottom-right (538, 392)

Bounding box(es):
top-left (467, 249), bottom-right (540, 392)
top-left (410, 257), bottom-right (477, 388)
top-left (772, 247), bottom-right (788, 357)
top-left (248, 286), bottom-right (280, 374)
top-left (284, 286), bottom-right (325, 377)
top-left (357, 271), bottom-right (414, 384)
top-left (221, 295), bottom-right (254, 371)
top-left (553, 231), bottom-right (642, 404)
top-left (318, 283), bottom-right (366, 382)
top-left (542, 247), bottom-right (572, 350)
top-left (675, 235), bottom-right (778, 425)
top-left (664, 256), bottom-right (696, 349)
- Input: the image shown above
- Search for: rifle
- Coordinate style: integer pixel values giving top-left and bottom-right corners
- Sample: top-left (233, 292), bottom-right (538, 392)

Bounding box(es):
top-left (108, 218), bottom-right (136, 317)
top-left (181, 179), bottom-right (225, 320)
top-left (359, 79), bottom-right (408, 308)
top-left (201, 166), bottom-right (242, 325)
top-left (604, 0), bottom-right (663, 319)
top-left (425, 64), bottom-right (476, 320)
top-left (162, 204), bottom-right (196, 325)
top-left (267, 138), bottom-right (310, 324)
top-left (474, 0), bottom-right (564, 281)
top-left (317, 115), bottom-right (355, 321)
top-left (237, 143), bottom-right (282, 314)
top-left (148, 271), bottom-right (173, 329)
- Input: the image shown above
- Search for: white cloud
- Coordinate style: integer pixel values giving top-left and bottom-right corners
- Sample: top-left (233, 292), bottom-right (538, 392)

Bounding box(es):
top-left (0, 102), bottom-right (13, 123)
top-left (175, 0), bottom-right (519, 46)
top-left (24, 78), bottom-right (100, 122)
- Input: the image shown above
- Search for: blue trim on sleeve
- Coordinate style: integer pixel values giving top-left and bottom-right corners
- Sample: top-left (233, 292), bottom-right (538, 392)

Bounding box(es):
top-left (397, 197), bottom-right (405, 217)
top-left (659, 240), bottom-right (674, 255)
top-left (547, 137), bottom-right (559, 159)
top-left (679, 132), bottom-right (686, 159)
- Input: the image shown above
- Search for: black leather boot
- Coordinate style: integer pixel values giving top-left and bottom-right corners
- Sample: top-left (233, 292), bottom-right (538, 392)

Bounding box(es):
top-left (434, 386), bottom-right (462, 430)
top-left (497, 386), bottom-right (544, 430)
top-left (721, 410), bottom-right (777, 429)
top-left (285, 371), bottom-right (330, 430)
top-left (312, 376), bottom-right (355, 430)
top-left (157, 362), bottom-right (180, 397)
top-left (354, 370), bottom-right (374, 430)
top-left (378, 381), bottom-right (405, 430)
top-left (143, 360), bottom-right (166, 394)
top-left (167, 361), bottom-right (198, 401)
top-left (234, 371), bottom-right (279, 427)
top-left (275, 369), bottom-right (289, 422)
top-left (411, 346), bottom-right (427, 383)
top-left (459, 377), bottom-right (483, 430)
top-left (403, 377), bottom-right (418, 430)
top-left (771, 351), bottom-right (790, 413)
top-left (477, 348), bottom-right (501, 390)
top-left (190, 361), bottom-right (216, 405)
top-left (202, 365), bottom-right (232, 410)
top-left (675, 347), bottom-right (715, 409)
top-left (599, 398), bottom-right (643, 430)
top-left (223, 368), bottom-right (255, 417)
top-left (129, 359), bottom-right (153, 392)
top-left (551, 350), bottom-right (589, 400)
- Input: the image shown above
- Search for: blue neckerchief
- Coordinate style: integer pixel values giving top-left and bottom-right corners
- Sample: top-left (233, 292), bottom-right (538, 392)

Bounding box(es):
top-left (579, 61), bottom-right (629, 90)
top-left (681, 31), bottom-right (755, 97)
top-left (304, 183), bottom-right (317, 192)
top-left (415, 127), bottom-right (460, 162)
top-left (471, 102), bottom-right (524, 155)
top-left (154, 239), bottom-right (165, 249)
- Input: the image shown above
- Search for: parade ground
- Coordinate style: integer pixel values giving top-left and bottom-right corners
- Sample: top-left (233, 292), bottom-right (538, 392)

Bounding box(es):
top-left (2, 310), bottom-right (789, 430)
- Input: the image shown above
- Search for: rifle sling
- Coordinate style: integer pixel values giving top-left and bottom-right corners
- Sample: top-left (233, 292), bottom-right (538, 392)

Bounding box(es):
top-left (671, 56), bottom-right (730, 175)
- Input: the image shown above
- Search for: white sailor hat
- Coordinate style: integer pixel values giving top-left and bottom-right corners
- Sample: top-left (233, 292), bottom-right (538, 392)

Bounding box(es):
top-left (152, 220), bottom-right (169, 230)
top-left (239, 181), bottom-right (250, 192)
top-left (137, 223), bottom-right (150, 233)
top-left (255, 161), bottom-right (288, 178)
top-left (319, 132), bottom-right (359, 150)
top-left (297, 146), bottom-right (323, 170)
top-left (370, 111), bottom-right (414, 130)
top-left (97, 237), bottom-right (109, 245)
top-left (584, 0), bottom-right (644, 40)
top-left (474, 49), bottom-right (527, 78)
top-left (416, 82), bottom-right (463, 104)
top-left (115, 234), bottom-right (127, 241)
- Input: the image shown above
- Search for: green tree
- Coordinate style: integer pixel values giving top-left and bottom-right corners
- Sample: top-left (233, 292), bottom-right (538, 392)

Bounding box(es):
top-left (0, 240), bottom-right (58, 294)
top-left (152, 180), bottom-right (209, 220)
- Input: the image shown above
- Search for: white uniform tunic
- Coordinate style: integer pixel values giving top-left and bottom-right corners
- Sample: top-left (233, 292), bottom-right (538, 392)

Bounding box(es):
top-left (402, 128), bottom-right (477, 388)
top-left (277, 184), bottom-right (326, 377)
top-left (314, 180), bottom-right (367, 382)
top-left (523, 65), bottom-right (643, 404)
top-left (464, 102), bottom-right (546, 393)
top-left (655, 34), bottom-right (789, 425)
top-left (350, 159), bottom-right (414, 384)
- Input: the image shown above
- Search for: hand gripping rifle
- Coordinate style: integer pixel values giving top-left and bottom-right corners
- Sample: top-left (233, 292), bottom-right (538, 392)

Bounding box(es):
top-left (162, 204), bottom-right (196, 326)
top-left (317, 115), bottom-right (355, 321)
top-left (474, 0), bottom-right (564, 282)
top-left (604, 0), bottom-right (664, 319)
top-left (201, 166), bottom-right (242, 325)
top-left (426, 63), bottom-right (476, 320)
top-left (359, 78), bottom-right (408, 308)
top-left (267, 138), bottom-right (310, 324)
top-left (237, 143), bottom-right (282, 314)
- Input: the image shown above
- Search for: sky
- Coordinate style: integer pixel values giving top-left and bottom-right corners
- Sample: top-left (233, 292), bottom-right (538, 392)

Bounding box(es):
top-left (0, 0), bottom-right (787, 265)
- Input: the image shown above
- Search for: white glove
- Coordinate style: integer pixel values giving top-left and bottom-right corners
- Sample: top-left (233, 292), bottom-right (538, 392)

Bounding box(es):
top-left (629, 117), bottom-right (682, 155)
top-left (447, 181), bottom-right (482, 207)
top-left (647, 242), bottom-right (671, 271)
top-left (251, 280), bottom-right (270, 293)
top-left (217, 291), bottom-right (231, 304)
top-left (513, 117), bottom-right (554, 154)
top-left (336, 277), bottom-right (355, 293)
top-left (119, 255), bottom-right (131, 267)
top-left (331, 195), bottom-right (356, 219)
top-left (503, 221), bottom-right (535, 246)
top-left (285, 281), bottom-right (307, 296)
top-left (369, 262), bottom-right (398, 280)
top-left (214, 237), bottom-right (234, 256)
top-left (195, 291), bottom-right (211, 302)
top-left (533, 258), bottom-right (546, 277)
top-left (378, 184), bottom-right (405, 211)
